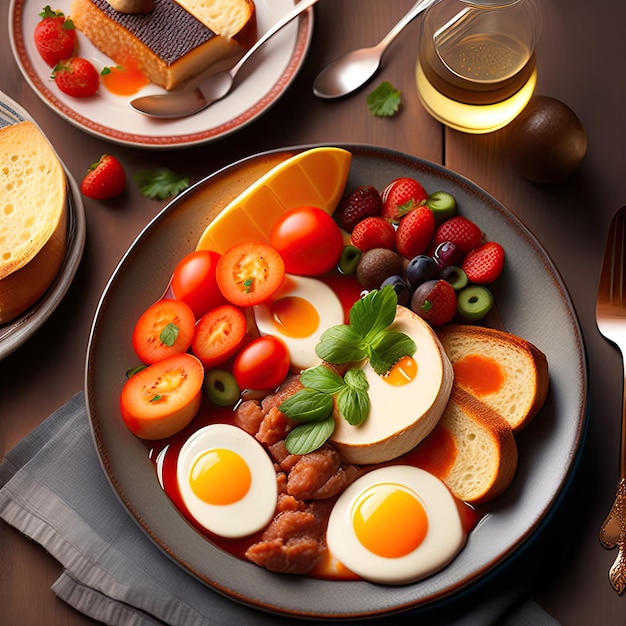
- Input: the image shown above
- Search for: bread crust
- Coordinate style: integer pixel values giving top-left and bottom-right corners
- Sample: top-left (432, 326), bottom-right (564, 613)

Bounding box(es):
top-left (439, 386), bottom-right (518, 504)
top-left (437, 324), bottom-right (549, 432)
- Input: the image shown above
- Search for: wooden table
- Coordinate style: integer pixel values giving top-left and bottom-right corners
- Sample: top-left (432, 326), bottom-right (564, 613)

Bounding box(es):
top-left (1, 1), bottom-right (625, 623)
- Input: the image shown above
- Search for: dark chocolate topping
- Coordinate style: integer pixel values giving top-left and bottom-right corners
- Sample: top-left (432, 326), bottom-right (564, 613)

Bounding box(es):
top-left (90, 0), bottom-right (218, 65)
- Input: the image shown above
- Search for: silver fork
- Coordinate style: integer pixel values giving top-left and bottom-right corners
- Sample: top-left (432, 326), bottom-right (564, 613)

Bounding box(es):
top-left (597, 205), bottom-right (626, 593)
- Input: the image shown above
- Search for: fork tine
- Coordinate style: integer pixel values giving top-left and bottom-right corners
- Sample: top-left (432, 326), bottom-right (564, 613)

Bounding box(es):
top-left (599, 207), bottom-right (626, 310)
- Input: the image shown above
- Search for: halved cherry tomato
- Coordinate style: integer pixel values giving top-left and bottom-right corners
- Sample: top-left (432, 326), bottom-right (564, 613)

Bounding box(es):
top-left (192, 304), bottom-right (246, 368)
top-left (232, 335), bottom-right (290, 391)
top-left (216, 241), bottom-right (285, 307)
top-left (269, 206), bottom-right (344, 276)
top-left (120, 353), bottom-right (204, 440)
top-left (170, 250), bottom-right (226, 318)
top-left (132, 299), bottom-right (195, 364)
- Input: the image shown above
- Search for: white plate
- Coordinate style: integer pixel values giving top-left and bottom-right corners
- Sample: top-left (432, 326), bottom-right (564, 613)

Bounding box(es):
top-left (0, 91), bottom-right (86, 360)
top-left (9, 0), bottom-right (313, 149)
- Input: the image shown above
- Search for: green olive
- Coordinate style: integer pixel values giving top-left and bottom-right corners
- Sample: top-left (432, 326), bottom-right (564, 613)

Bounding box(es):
top-left (427, 191), bottom-right (456, 220)
top-left (338, 244), bottom-right (362, 274)
top-left (203, 369), bottom-right (241, 406)
top-left (457, 285), bottom-right (494, 321)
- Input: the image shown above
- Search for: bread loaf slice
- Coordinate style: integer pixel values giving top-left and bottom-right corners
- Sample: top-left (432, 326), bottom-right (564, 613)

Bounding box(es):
top-left (437, 324), bottom-right (549, 433)
top-left (71, 0), bottom-right (257, 91)
top-left (436, 386), bottom-right (518, 504)
top-left (0, 121), bottom-right (67, 323)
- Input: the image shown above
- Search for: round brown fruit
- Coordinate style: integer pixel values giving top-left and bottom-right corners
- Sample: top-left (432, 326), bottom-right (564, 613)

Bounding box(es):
top-left (356, 248), bottom-right (404, 291)
top-left (505, 95), bottom-right (587, 184)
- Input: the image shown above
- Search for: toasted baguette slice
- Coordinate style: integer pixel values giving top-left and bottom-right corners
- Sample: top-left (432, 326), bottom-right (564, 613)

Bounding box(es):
top-left (0, 121), bottom-right (67, 323)
top-left (438, 386), bottom-right (518, 504)
top-left (437, 324), bottom-right (549, 433)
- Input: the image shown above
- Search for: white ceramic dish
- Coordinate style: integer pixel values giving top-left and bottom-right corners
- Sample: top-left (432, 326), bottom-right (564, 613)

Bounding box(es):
top-left (86, 144), bottom-right (587, 619)
top-left (0, 91), bottom-right (85, 361)
top-left (9, 0), bottom-right (313, 148)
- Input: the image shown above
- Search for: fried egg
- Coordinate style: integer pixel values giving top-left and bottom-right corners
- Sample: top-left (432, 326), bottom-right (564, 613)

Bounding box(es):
top-left (176, 424), bottom-right (277, 538)
top-left (253, 274), bottom-right (344, 370)
top-left (326, 465), bottom-right (466, 584)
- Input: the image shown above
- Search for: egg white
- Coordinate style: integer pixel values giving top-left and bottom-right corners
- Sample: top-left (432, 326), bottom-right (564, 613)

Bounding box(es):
top-left (326, 465), bottom-right (466, 584)
top-left (176, 424), bottom-right (277, 538)
top-left (253, 274), bottom-right (344, 371)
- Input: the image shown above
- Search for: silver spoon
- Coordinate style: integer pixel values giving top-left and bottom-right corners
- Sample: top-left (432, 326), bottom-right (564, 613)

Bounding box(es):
top-left (313, 0), bottom-right (437, 99)
top-left (130, 0), bottom-right (320, 119)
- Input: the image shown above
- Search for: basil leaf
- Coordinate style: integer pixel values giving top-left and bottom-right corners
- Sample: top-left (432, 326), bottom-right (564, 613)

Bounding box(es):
top-left (279, 389), bottom-right (333, 423)
top-left (344, 368), bottom-right (369, 392)
top-left (368, 330), bottom-right (417, 375)
top-left (300, 366), bottom-right (345, 394)
top-left (350, 286), bottom-right (398, 340)
top-left (316, 325), bottom-right (366, 363)
top-left (337, 385), bottom-right (370, 426)
top-left (159, 322), bottom-right (179, 347)
top-left (284, 416), bottom-right (335, 455)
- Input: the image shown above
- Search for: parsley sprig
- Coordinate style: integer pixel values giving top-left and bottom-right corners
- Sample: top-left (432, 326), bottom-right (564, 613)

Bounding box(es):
top-left (366, 81), bottom-right (402, 117)
top-left (279, 286), bottom-right (415, 455)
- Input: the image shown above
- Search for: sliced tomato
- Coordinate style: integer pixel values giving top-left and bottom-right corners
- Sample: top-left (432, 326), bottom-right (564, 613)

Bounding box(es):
top-left (192, 304), bottom-right (246, 368)
top-left (216, 241), bottom-right (285, 307)
top-left (270, 206), bottom-right (344, 276)
top-left (132, 298), bottom-right (195, 364)
top-left (171, 250), bottom-right (226, 318)
top-left (232, 335), bottom-right (290, 391)
top-left (120, 353), bottom-right (204, 440)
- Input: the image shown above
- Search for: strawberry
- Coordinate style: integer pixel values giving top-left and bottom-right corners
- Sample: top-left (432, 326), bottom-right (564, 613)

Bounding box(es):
top-left (432, 216), bottom-right (483, 254)
top-left (411, 279), bottom-right (457, 327)
top-left (381, 177), bottom-right (428, 223)
top-left (52, 57), bottom-right (99, 98)
top-left (351, 217), bottom-right (395, 252)
top-left (395, 206), bottom-right (435, 259)
top-left (34, 6), bottom-right (77, 67)
top-left (335, 185), bottom-right (381, 232)
top-left (461, 241), bottom-right (505, 284)
top-left (80, 155), bottom-right (126, 200)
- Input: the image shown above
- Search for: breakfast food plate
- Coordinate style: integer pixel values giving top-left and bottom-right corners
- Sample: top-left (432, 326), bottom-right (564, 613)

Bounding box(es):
top-left (86, 145), bottom-right (587, 619)
top-left (9, 0), bottom-right (313, 149)
top-left (0, 90), bottom-right (85, 361)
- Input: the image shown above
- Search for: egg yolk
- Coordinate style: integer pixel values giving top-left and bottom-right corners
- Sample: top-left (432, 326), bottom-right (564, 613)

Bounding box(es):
top-left (352, 483), bottom-right (428, 558)
top-left (382, 355), bottom-right (417, 386)
top-left (189, 448), bottom-right (251, 505)
top-left (101, 58), bottom-right (149, 96)
top-left (452, 354), bottom-right (505, 396)
top-left (270, 296), bottom-right (320, 338)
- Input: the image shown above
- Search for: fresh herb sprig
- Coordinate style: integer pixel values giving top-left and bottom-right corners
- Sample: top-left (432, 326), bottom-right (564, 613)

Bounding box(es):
top-left (279, 286), bottom-right (416, 455)
top-left (366, 81), bottom-right (402, 117)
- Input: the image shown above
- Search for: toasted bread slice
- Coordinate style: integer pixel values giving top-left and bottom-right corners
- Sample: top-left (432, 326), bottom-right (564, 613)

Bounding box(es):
top-left (0, 121), bottom-right (67, 323)
top-left (437, 324), bottom-right (549, 433)
top-left (437, 386), bottom-right (518, 504)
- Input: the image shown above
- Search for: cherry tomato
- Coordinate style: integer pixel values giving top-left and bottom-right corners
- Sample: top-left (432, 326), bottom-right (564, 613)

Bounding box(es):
top-left (120, 353), bottom-right (204, 440)
top-left (192, 304), bottom-right (247, 368)
top-left (216, 241), bottom-right (285, 307)
top-left (270, 206), bottom-right (344, 276)
top-left (132, 299), bottom-right (195, 364)
top-left (232, 335), bottom-right (290, 391)
top-left (171, 250), bottom-right (226, 318)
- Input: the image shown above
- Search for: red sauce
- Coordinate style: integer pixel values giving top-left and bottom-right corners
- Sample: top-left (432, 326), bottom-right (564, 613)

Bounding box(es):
top-left (452, 354), bottom-right (505, 397)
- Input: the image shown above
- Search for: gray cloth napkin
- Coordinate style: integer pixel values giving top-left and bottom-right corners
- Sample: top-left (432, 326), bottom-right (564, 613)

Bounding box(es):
top-left (0, 392), bottom-right (560, 626)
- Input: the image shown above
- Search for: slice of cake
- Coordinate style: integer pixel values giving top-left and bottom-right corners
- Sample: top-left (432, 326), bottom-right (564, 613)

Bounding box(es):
top-left (70, 0), bottom-right (256, 91)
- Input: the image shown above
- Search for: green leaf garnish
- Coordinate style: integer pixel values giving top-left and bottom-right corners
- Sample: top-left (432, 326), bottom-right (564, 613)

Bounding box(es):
top-left (278, 388), bottom-right (334, 423)
top-left (300, 366), bottom-right (345, 394)
top-left (284, 417), bottom-right (336, 456)
top-left (336, 369), bottom-right (370, 426)
top-left (315, 325), bottom-right (366, 364)
top-left (366, 81), bottom-right (402, 117)
top-left (125, 364), bottom-right (147, 379)
top-left (159, 322), bottom-right (179, 347)
top-left (134, 168), bottom-right (190, 200)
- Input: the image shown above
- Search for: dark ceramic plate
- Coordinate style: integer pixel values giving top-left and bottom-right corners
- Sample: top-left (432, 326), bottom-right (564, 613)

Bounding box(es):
top-left (86, 145), bottom-right (586, 619)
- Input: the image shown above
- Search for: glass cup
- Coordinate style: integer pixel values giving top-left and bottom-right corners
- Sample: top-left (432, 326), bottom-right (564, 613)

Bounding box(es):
top-left (416, 0), bottom-right (540, 133)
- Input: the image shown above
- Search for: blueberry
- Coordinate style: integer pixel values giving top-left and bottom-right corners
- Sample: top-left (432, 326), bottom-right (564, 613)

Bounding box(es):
top-left (406, 254), bottom-right (440, 289)
top-left (433, 241), bottom-right (464, 267)
top-left (381, 275), bottom-right (411, 307)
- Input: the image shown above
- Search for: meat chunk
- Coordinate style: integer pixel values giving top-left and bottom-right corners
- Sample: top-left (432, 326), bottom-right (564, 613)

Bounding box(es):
top-left (286, 444), bottom-right (340, 500)
top-left (233, 399), bottom-right (264, 435)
